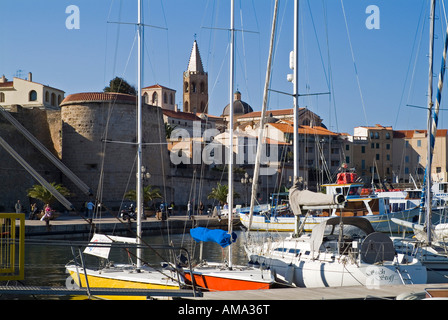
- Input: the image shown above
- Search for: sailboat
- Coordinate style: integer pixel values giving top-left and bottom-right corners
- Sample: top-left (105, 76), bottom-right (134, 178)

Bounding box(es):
top-left (240, 170), bottom-right (421, 233)
top-left (244, 0), bottom-right (428, 288)
top-left (391, 0), bottom-right (448, 284)
top-left (179, 0), bottom-right (279, 292)
top-left (65, 0), bottom-right (183, 299)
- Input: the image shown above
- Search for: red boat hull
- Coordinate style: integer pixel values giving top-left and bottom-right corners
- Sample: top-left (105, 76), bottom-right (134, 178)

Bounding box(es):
top-left (184, 272), bottom-right (272, 292)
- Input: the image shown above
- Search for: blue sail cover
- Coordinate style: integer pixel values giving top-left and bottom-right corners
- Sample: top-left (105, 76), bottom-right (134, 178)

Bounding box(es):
top-left (190, 227), bottom-right (237, 248)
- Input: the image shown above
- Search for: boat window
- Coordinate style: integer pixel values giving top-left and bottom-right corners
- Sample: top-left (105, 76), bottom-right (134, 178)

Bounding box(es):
top-left (288, 249), bottom-right (300, 254)
top-left (274, 248), bottom-right (288, 253)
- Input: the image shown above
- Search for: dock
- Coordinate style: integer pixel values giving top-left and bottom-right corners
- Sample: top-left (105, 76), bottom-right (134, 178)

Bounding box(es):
top-left (187, 282), bottom-right (448, 300)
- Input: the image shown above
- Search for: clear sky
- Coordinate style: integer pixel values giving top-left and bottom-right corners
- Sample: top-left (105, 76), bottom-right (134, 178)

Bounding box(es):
top-left (0, 0), bottom-right (447, 134)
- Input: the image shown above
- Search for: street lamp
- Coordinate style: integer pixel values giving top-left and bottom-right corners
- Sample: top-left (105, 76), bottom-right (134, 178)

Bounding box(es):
top-left (241, 172), bottom-right (252, 207)
top-left (137, 165), bottom-right (151, 181)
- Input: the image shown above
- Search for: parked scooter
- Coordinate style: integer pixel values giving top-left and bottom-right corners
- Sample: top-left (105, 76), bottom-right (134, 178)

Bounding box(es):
top-left (120, 204), bottom-right (137, 221)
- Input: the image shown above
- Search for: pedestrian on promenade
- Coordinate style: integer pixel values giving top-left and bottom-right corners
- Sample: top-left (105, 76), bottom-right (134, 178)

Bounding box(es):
top-left (15, 200), bottom-right (22, 213)
top-left (29, 203), bottom-right (38, 220)
top-left (199, 201), bottom-right (204, 215)
top-left (87, 201), bottom-right (94, 219)
top-left (187, 201), bottom-right (192, 219)
top-left (40, 204), bottom-right (52, 222)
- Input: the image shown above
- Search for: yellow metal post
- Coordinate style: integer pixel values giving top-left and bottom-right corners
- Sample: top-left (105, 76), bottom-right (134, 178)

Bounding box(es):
top-left (0, 213), bottom-right (25, 281)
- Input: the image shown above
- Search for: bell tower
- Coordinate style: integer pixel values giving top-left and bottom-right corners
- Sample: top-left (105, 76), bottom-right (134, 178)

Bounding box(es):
top-left (183, 40), bottom-right (208, 114)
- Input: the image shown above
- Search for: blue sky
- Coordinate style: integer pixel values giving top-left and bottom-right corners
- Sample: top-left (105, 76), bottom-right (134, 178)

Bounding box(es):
top-left (0, 0), bottom-right (446, 134)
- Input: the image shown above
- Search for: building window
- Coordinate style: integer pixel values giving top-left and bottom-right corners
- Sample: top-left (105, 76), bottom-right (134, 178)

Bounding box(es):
top-left (51, 93), bottom-right (56, 106)
top-left (0, 92), bottom-right (4, 102)
top-left (152, 92), bottom-right (158, 105)
top-left (346, 156), bottom-right (350, 164)
top-left (361, 146), bottom-right (365, 153)
top-left (417, 140), bottom-right (421, 147)
top-left (376, 154), bottom-right (380, 160)
top-left (29, 90), bottom-right (37, 101)
top-left (345, 144), bottom-right (350, 151)
top-left (386, 132), bottom-right (391, 139)
top-left (164, 93), bottom-right (167, 104)
top-left (184, 82), bottom-right (189, 93)
top-left (45, 91), bottom-right (49, 102)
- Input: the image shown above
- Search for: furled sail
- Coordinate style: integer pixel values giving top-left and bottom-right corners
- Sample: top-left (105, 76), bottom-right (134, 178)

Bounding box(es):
top-left (289, 185), bottom-right (345, 216)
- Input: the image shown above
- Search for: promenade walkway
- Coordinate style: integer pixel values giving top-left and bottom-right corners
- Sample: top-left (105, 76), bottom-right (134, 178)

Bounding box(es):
top-left (22, 213), bottom-right (236, 239)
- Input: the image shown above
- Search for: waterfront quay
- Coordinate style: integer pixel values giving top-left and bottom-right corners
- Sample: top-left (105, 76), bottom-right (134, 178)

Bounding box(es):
top-left (22, 213), bottom-right (234, 240)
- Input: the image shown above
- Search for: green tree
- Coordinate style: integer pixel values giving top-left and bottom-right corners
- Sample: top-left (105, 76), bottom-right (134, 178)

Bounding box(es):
top-left (124, 185), bottom-right (163, 207)
top-left (207, 182), bottom-right (240, 204)
top-left (27, 183), bottom-right (71, 206)
top-left (164, 122), bottom-right (177, 139)
top-left (104, 76), bottom-right (137, 96)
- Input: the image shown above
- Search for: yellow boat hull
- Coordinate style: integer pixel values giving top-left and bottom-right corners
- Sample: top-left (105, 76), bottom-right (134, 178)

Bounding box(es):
top-left (67, 266), bottom-right (180, 300)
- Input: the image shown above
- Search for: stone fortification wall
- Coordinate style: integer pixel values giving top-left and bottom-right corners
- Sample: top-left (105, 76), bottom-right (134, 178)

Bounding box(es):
top-left (60, 92), bottom-right (170, 212)
top-left (0, 106), bottom-right (62, 212)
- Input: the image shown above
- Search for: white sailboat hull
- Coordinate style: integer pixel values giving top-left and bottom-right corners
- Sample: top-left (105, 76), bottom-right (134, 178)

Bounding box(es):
top-left (246, 237), bottom-right (427, 288)
top-left (249, 253), bottom-right (427, 288)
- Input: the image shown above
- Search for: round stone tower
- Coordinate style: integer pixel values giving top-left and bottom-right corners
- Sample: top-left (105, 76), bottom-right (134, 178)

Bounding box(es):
top-left (60, 92), bottom-right (169, 211)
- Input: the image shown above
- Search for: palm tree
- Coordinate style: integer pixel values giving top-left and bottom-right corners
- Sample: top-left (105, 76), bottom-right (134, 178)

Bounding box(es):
top-left (207, 182), bottom-right (240, 204)
top-left (27, 183), bottom-right (71, 206)
top-left (124, 185), bottom-right (162, 207)
top-left (164, 122), bottom-right (177, 139)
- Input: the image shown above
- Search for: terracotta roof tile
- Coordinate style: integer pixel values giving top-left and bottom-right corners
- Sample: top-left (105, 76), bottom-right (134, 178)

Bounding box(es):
top-left (268, 122), bottom-right (338, 136)
top-left (61, 92), bottom-right (136, 105)
top-left (238, 108), bottom-right (298, 119)
top-left (163, 109), bottom-right (203, 121)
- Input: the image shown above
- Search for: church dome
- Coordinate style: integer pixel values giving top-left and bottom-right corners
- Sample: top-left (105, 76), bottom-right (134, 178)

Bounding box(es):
top-left (221, 91), bottom-right (253, 116)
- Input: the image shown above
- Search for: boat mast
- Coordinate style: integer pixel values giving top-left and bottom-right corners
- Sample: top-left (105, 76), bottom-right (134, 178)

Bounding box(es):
top-left (293, 0), bottom-right (300, 235)
top-left (136, 0), bottom-right (143, 269)
top-left (228, 0), bottom-right (235, 269)
top-left (425, 0), bottom-right (435, 244)
top-left (293, 0), bottom-right (299, 183)
top-left (247, 0), bottom-right (279, 231)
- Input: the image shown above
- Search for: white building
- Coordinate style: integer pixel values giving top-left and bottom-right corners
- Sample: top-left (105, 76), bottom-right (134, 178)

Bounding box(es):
top-left (0, 73), bottom-right (64, 110)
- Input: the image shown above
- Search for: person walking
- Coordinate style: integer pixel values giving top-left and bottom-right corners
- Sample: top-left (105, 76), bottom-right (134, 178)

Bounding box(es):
top-left (87, 201), bottom-right (94, 219)
top-left (187, 201), bottom-right (192, 219)
top-left (15, 200), bottom-right (22, 213)
top-left (199, 201), bottom-right (204, 215)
